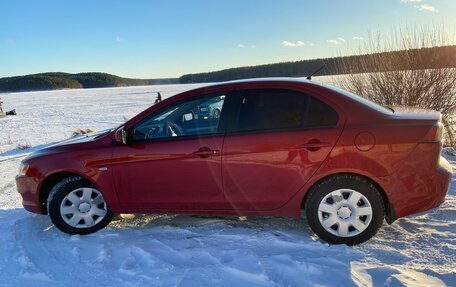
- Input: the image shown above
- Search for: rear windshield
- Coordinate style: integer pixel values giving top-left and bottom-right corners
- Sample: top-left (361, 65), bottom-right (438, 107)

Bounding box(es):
top-left (324, 84), bottom-right (393, 114)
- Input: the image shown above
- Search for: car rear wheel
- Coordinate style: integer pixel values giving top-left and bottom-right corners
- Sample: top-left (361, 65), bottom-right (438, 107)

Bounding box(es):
top-left (305, 174), bottom-right (384, 245)
top-left (47, 176), bottom-right (113, 235)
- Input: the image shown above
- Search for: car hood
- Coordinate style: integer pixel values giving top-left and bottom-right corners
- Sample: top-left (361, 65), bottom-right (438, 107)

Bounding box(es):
top-left (51, 129), bottom-right (113, 146)
top-left (24, 129), bottom-right (113, 160)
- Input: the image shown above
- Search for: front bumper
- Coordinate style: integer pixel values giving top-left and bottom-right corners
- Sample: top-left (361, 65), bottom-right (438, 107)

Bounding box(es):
top-left (15, 175), bottom-right (45, 214)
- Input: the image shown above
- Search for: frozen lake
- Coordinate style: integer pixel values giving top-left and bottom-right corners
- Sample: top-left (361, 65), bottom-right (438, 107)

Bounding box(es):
top-left (0, 83), bottom-right (455, 286)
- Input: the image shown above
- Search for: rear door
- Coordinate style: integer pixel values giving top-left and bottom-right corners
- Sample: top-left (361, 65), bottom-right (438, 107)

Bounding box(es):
top-left (222, 88), bottom-right (343, 211)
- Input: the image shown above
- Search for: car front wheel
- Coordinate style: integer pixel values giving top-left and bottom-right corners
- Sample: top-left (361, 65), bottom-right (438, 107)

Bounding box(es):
top-left (305, 174), bottom-right (385, 245)
top-left (47, 176), bottom-right (113, 235)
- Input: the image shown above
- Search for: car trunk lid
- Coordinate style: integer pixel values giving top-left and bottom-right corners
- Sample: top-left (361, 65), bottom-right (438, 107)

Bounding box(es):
top-left (390, 106), bottom-right (442, 122)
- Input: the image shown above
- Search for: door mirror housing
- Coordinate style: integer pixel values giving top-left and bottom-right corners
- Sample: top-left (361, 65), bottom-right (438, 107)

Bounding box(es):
top-left (122, 128), bottom-right (132, 145)
top-left (115, 127), bottom-right (133, 145)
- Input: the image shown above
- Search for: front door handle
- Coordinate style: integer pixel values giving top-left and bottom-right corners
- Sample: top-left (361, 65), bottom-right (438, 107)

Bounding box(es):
top-left (192, 147), bottom-right (219, 158)
top-left (300, 140), bottom-right (331, 151)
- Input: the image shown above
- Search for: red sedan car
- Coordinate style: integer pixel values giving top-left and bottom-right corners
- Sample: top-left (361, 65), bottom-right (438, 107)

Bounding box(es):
top-left (16, 78), bottom-right (452, 245)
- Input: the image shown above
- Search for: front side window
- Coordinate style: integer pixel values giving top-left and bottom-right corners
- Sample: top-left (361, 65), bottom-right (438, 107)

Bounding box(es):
top-left (133, 93), bottom-right (226, 141)
top-left (231, 89), bottom-right (338, 133)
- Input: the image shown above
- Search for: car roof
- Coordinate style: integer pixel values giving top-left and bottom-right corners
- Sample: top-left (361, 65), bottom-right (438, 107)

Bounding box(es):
top-left (200, 77), bottom-right (320, 87)
top-left (182, 77), bottom-right (326, 96)
top-left (190, 77), bottom-right (392, 115)
top-left (126, 77), bottom-right (389, 129)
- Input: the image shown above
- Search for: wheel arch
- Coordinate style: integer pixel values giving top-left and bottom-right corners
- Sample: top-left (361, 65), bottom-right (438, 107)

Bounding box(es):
top-left (300, 172), bottom-right (397, 224)
top-left (39, 171), bottom-right (100, 214)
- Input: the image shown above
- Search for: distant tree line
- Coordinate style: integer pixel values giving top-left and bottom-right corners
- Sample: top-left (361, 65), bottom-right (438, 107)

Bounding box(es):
top-left (0, 72), bottom-right (178, 92)
top-left (0, 75), bottom-right (82, 91)
top-left (1, 46), bottom-right (455, 92)
top-left (179, 46), bottom-right (456, 83)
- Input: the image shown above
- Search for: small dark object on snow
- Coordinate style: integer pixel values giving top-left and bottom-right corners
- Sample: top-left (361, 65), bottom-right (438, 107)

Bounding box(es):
top-left (0, 99), bottom-right (16, 116)
top-left (6, 109), bottom-right (17, 116)
top-left (154, 92), bottom-right (162, 104)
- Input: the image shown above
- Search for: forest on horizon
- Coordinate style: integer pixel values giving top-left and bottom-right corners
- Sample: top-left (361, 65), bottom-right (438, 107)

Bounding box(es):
top-left (1, 45), bottom-right (455, 92)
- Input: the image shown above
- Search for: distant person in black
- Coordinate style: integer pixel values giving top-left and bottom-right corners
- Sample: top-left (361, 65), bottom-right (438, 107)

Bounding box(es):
top-left (155, 92), bottom-right (162, 104)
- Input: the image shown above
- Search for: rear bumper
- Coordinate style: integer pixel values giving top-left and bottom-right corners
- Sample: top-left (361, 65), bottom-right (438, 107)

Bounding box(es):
top-left (15, 175), bottom-right (45, 214)
top-left (376, 155), bottom-right (452, 219)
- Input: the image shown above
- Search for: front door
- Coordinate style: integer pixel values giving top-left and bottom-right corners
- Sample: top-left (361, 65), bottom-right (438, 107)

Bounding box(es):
top-left (111, 93), bottom-right (228, 210)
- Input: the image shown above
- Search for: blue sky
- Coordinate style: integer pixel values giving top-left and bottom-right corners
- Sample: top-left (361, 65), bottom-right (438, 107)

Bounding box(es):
top-left (1, 0), bottom-right (455, 79)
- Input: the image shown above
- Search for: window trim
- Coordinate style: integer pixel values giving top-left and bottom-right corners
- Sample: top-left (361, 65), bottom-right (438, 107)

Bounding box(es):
top-left (222, 125), bottom-right (341, 138)
top-left (129, 132), bottom-right (226, 145)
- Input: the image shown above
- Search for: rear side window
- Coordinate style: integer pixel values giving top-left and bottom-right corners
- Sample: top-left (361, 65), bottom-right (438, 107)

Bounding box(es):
top-left (231, 89), bottom-right (338, 133)
top-left (307, 96), bottom-right (339, 127)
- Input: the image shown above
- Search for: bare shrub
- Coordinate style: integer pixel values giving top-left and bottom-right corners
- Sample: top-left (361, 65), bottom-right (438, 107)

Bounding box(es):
top-left (336, 25), bottom-right (456, 146)
top-left (1, 137), bottom-right (13, 145)
top-left (71, 128), bottom-right (94, 137)
top-left (16, 143), bottom-right (32, 150)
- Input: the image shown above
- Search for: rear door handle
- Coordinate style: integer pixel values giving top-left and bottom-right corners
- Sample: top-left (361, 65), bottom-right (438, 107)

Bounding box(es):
top-left (192, 147), bottom-right (219, 158)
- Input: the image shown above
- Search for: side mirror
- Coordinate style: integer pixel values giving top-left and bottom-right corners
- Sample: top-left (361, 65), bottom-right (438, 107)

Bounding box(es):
top-left (122, 128), bottom-right (132, 145)
top-left (115, 128), bottom-right (132, 145)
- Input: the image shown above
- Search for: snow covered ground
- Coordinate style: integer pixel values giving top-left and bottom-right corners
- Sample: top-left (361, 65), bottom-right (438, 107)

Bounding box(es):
top-left (0, 84), bottom-right (454, 286)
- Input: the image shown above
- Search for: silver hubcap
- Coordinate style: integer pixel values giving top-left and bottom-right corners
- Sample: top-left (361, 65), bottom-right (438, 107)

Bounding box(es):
top-left (318, 189), bottom-right (373, 237)
top-left (60, 188), bottom-right (107, 228)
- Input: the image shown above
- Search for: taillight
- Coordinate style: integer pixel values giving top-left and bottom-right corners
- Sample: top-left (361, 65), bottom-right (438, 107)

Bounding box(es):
top-left (421, 123), bottom-right (443, 143)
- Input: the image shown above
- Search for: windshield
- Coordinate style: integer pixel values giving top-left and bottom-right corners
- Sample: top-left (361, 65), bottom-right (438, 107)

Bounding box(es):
top-left (153, 107), bottom-right (179, 122)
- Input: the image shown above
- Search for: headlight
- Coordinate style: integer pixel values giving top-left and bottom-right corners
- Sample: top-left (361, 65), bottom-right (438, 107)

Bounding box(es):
top-left (18, 163), bottom-right (30, 177)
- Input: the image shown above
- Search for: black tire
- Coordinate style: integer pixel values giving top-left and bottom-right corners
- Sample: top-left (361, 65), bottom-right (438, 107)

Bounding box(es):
top-left (305, 174), bottom-right (385, 245)
top-left (47, 176), bottom-right (113, 235)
